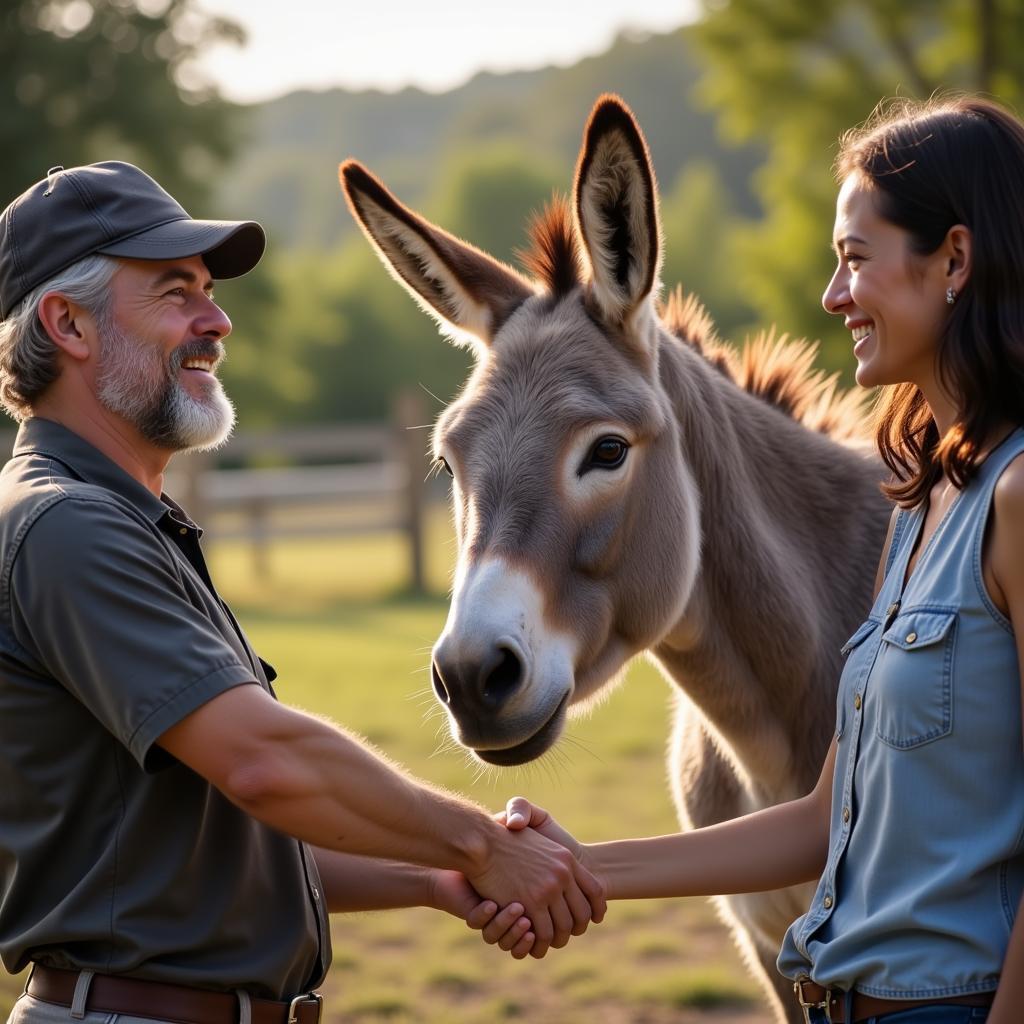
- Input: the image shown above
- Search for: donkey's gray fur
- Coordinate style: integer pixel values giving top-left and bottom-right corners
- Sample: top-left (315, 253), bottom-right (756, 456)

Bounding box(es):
top-left (340, 95), bottom-right (890, 1022)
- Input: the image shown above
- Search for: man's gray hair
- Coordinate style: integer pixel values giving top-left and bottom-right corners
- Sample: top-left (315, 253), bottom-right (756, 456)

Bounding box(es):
top-left (0, 254), bottom-right (119, 421)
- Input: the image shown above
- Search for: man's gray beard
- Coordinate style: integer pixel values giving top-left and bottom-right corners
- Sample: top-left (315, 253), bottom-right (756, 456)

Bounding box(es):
top-left (95, 319), bottom-right (236, 452)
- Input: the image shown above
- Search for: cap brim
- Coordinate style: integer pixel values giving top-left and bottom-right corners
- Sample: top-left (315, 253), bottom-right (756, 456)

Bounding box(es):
top-left (97, 218), bottom-right (266, 279)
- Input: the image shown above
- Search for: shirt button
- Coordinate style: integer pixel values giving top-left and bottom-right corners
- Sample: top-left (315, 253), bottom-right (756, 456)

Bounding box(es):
top-left (854, 693), bottom-right (862, 711)
top-left (312, 886), bottom-right (320, 901)
top-left (842, 806), bottom-right (851, 823)
top-left (179, 527), bottom-right (188, 535)
top-left (823, 895), bottom-right (833, 909)
top-left (905, 631), bottom-right (917, 644)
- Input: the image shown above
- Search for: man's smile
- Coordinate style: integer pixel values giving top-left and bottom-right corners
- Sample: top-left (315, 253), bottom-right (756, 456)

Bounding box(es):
top-left (180, 357), bottom-right (216, 373)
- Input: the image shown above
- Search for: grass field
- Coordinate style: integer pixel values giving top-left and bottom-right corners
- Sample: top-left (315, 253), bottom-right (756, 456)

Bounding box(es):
top-left (1, 519), bottom-right (772, 1024)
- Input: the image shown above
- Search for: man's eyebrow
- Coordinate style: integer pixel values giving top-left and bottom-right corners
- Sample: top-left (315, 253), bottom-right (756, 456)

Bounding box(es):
top-left (832, 234), bottom-right (867, 254)
top-left (151, 267), bottom-right (215, 294)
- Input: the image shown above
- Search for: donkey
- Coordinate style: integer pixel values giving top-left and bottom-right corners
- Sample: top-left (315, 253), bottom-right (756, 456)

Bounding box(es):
top-left (340, 95), bottom-right (890, 1022)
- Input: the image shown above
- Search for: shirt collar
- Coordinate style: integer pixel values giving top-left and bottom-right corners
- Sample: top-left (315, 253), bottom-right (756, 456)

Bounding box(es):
top-left (12, 417), bottom-right (176, 525)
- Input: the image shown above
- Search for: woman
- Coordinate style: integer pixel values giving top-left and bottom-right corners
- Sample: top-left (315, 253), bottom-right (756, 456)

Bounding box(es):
top-left (477, 96), bottom-right (1024, 1023)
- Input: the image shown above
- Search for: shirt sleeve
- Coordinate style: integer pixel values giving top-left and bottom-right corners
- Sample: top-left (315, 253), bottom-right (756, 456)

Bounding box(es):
top-left (9, 495), bottom-right (258, 770)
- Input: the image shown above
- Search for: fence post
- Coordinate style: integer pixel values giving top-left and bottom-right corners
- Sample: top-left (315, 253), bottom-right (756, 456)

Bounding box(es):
top-left (175, 450), bottom-right (212, 529)
top-left (394, 390), bottom-right (427, 594)
top-left (249, 497), bottom-right (270, 581)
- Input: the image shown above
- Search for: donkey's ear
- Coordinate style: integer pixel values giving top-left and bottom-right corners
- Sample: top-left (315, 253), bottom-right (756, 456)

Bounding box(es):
top-left (340, 161), bottom-right (533, 350)
top-left (574, 95), bottom-right (662, 334)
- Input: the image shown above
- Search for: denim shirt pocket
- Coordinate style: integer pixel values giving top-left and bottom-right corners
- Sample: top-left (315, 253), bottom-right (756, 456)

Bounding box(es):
top-left (836, 619), bottom-right (878, 738)
top-left (874, 608), bottom-right (957, 749)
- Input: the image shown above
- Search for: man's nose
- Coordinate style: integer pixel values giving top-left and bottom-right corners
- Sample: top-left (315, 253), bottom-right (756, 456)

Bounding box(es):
top-left (196, 295), bottom-right (232, 339)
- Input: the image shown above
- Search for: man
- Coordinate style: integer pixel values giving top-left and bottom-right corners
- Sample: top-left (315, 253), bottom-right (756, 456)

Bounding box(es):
top-left (0, 162), bottom-right (603, 1024)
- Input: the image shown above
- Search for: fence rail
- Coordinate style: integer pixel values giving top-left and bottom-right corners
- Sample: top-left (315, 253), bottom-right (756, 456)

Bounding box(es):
top-left (5, 393), bottom-right (438, 591)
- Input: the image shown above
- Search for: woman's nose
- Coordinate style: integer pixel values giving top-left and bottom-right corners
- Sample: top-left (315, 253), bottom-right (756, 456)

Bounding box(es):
top-left (822, 266), bottom-right (850, 314)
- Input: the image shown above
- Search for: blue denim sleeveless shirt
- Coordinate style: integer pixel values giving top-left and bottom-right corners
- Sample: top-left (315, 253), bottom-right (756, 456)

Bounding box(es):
top-left (778, 428), bottom-right (1024, 997)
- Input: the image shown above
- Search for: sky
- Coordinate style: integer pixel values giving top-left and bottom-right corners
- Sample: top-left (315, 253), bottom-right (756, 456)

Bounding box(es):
top-left (194, 0), bottom-right (699, 104)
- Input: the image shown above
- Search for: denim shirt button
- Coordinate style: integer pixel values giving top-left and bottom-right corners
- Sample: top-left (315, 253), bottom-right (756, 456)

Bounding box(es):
top-left (823, 895), bottom-right (833, 909)
top-left (854, 693), bottom-right (862, 711)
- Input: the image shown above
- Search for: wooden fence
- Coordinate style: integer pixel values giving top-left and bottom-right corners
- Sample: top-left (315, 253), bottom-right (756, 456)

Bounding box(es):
top-left (5, 394), bottom-right (440, 592)
top-left (169, 393), bottom-right (437, 590)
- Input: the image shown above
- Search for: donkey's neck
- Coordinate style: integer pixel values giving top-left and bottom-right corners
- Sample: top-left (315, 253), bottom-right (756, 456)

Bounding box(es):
top-left (651, 339), bottom-right (878, 799)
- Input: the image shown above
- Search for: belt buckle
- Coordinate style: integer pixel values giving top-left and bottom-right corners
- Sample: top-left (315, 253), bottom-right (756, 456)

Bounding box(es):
top-left (287, 992), bottom-right (323, 1024)
top-left (793, 978), bottom-right (831, 1024)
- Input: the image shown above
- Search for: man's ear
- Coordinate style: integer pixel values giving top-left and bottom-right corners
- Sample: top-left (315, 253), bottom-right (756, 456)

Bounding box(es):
top-left (36, 293), bottom-right (95, 361)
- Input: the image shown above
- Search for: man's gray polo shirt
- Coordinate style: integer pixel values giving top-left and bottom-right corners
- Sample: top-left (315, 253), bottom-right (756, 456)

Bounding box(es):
top-left (0, 418), bottom-right (330, 998)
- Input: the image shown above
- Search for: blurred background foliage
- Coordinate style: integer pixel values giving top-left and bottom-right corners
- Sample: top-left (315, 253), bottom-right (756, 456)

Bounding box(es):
top-left (692, 0), bottom-right (1024, 371)
top-left (4, 0), bottom-right (1023, 426)
top-left (1, 0), bottom-right (244, 210)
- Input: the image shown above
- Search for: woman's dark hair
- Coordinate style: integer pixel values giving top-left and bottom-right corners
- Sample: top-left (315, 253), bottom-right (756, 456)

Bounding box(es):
top-left (837, 96), bottom-right (1024, 507)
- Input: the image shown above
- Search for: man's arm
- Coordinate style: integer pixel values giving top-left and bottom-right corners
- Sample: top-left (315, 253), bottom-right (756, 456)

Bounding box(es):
top-left (310, 847), bottom-right (448, 914)
top-left (310, 847), bottom-right (536, 958)
top-left (158, 684), bottom-right (604, 957)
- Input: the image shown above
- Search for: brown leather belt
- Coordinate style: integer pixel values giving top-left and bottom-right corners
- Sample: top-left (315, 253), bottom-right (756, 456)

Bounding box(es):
top-left (793, 979), bottom-right (995, 1023)
top-left (27, 965), bottom-right (323, 1024)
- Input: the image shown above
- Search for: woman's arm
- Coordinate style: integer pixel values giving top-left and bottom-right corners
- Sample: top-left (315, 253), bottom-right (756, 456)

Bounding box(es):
top-left (579, 505), bottom-right (898, 901)
top-left (586, 507), bottom-right (892, 900)
top-left (500, 735), bottom-right (836, 902)
top-left (590, 739), bottom-right (835, 899)
top-left (982, 454), bottom-right (1024, 1023)
top-left (991, 892), bottom-right (1024, 1023)
top-left (484, 508), bottom-right (898, 928)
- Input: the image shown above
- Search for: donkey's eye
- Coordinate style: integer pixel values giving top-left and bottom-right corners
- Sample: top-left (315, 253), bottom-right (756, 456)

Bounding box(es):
top-left (435, 456), bottom-right (454, 478)
top-left (580, 436), bottom-right (630, 475)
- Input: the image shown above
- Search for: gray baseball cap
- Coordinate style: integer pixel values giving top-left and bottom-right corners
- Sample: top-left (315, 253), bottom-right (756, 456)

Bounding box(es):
top-left (0, 161), bottom-right (266, 320)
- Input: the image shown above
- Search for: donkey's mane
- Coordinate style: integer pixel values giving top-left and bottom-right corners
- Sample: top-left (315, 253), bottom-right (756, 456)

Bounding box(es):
top-left (519, 201), bottom-right (869, 443)
top-left (661, 287), bottom-right (869, 442)
top-left (519, 196), bottom-right (583, 297)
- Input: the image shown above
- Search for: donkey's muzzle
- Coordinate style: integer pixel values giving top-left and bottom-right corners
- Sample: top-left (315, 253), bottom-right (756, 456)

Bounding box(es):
top-left (431, 641), bottom-right (525, 713)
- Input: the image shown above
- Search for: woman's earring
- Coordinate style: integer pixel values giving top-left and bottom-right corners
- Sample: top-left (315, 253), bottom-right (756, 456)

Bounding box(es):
top-left (946, 286), bottom-right (957, 305)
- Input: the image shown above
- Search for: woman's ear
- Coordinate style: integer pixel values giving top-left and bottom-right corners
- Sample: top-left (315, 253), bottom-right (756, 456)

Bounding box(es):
top-left (944, 223), bottom-right (972, 294)
top-left (36, 293), bottom-right (95, 361)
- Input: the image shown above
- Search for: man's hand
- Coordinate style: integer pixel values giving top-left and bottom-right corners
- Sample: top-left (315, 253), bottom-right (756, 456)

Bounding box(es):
top-left (496, 796), bottom-right (610, 942)
top-left (428, 868), bottom-right (536, 959)
top-left (158, 684), bottom-right (603, 952)
top-left (466, 820), bottom-right (606, 959)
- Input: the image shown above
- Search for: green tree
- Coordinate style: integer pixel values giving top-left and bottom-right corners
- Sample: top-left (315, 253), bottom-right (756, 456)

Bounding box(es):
top-left (658, 160), bottom-right (757, 340)
top-left (1, 0), bottom-right (245, 208)
top-left (220, 143), bottom-right (563, 428)
top-left (428, 142), bottom-right (563, 265)
top-left (304, 245), bottom-right (472, 425)
top-left (692, 0), bottom-right (1024, 372)
top-left (215, 237), bottom-right (472, 428)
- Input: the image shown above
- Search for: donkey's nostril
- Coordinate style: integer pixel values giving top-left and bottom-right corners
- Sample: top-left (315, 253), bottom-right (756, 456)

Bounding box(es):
top-left (481, 646), bottom-right (522, 709)
top-left (432, 660), bottom-right (451, 704)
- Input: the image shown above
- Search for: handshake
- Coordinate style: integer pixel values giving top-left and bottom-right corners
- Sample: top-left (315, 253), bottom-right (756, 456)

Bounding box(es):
top-left (441, 797), bottom-right (606, 961)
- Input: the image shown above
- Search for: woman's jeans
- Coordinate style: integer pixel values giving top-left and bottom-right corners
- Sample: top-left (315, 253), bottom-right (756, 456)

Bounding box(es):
top-left (807, 1002), bottom-right (990, 1023)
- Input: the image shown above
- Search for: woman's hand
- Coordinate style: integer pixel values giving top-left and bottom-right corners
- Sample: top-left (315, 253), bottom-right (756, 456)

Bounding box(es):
top-left (499, 798), bottom-right (584, 857)
top-left (428, 868), bottom-right (537, 959)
